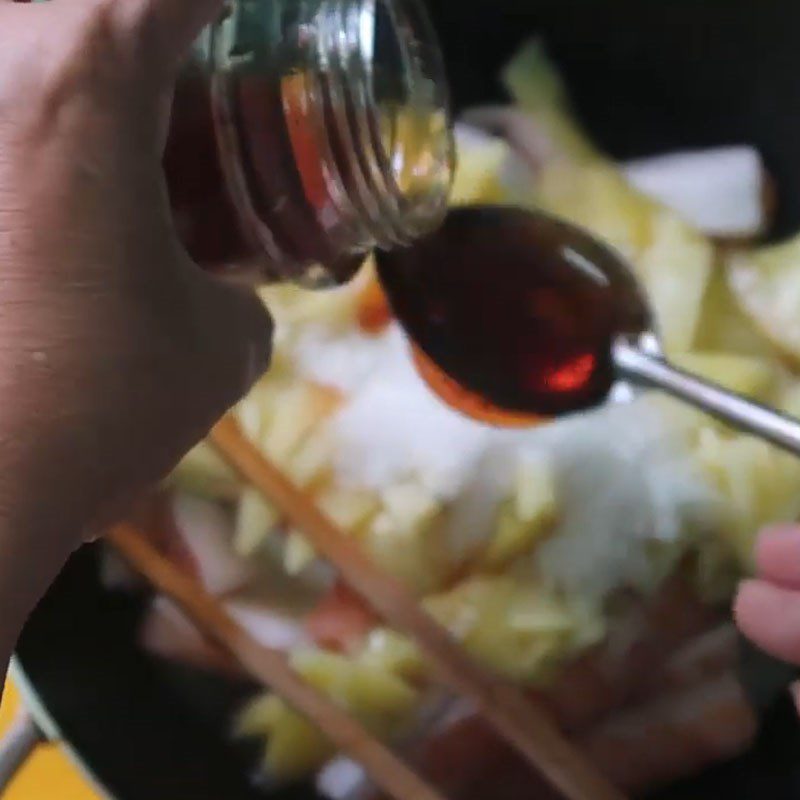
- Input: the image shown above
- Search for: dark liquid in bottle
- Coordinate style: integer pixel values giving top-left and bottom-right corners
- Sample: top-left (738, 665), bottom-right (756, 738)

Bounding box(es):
top-left (163, 65), bottom-right (257, 270)
top-left (376, 206), bottom-right (650, 421)
top-left (163, 67), bottom-right (365, 283)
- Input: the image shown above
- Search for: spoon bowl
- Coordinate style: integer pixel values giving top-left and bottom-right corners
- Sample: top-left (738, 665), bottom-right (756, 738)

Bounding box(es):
top-left (375, 204), bottom-right (654, 420)
top-left (375, 203), bottom-right (800, 462)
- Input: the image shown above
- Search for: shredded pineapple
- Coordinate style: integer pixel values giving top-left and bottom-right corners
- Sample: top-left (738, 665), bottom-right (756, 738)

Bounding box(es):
top-left (425, 576), bottom-right (604, 683)
top-left (727, 235), bottom-right (800, 366)
top-left (237, 649), bottom-right (420, 781)
top-left (450, 126), bottom-right (514, 205)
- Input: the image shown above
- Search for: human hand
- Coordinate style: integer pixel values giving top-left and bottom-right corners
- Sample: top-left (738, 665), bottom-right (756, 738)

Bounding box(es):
top-left (735, 526), bottom-right (800, 707)
top-left (0, 0), bottom-right (271, 621)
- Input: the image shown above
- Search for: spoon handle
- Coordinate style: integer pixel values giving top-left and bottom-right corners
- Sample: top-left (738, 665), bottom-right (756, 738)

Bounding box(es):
top-left (613, 340), bottom-right (800, 457)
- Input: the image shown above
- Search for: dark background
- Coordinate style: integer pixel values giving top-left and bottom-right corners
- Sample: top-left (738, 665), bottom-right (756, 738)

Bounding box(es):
top-left (428, 0), bottom-right (800, 238)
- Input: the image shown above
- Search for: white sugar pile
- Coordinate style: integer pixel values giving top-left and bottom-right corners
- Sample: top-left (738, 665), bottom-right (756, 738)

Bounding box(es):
top-left (291, 321), bottom-right (723, 600)
top-left (294, 325), bottom-right (495, 499)
top-left (518, 401), bottom-right (720, 597)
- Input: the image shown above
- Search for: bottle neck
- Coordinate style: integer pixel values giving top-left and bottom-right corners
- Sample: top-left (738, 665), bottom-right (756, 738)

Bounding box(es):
top-left (204, 0), bottom-right (454, 283)
top-left (308, 0), bottom-right (455, 249)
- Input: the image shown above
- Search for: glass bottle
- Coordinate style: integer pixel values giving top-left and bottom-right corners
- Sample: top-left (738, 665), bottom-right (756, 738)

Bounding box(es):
top-left (164, 0), bottom-right (455, 286)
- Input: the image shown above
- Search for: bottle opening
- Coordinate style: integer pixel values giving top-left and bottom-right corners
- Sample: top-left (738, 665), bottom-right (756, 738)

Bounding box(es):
top-left (205, 0), bottom-right (454, 283)
top-left (321, 0), bottom-right (455, 248)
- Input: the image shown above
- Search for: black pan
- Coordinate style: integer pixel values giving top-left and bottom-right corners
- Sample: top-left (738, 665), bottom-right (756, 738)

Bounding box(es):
top-left (12, 1), bottom-right (800, 797)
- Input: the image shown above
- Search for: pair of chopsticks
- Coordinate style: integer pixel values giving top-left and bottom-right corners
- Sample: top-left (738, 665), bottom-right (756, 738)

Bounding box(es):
top-left (110, 413), bottom-right (626, 800)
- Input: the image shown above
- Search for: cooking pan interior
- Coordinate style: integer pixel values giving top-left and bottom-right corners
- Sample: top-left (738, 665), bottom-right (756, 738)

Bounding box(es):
top-left (15, 1), bottom-right (800, 797)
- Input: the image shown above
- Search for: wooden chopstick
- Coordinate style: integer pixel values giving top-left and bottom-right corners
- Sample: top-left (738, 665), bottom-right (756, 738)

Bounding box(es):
top-left (210, 414), bottom-right (626, 800)
top-left (108, 521), bottom-right (447, 800)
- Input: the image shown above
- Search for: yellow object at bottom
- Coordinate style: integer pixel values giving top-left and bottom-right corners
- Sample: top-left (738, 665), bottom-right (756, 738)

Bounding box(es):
top-left (0, 679), bottom-right (100, 800)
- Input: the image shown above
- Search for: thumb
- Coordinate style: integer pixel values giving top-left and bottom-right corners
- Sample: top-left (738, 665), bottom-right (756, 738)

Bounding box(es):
top-left (135, 0), bottom-right (228, 67)
top-left (188, 275), bottom-right (273, 421)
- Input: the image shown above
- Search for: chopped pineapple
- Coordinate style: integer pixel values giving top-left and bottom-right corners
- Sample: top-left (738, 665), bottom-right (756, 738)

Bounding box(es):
top-left (451, 126), bottom-right (513, 205)
top-left (285, 428), bottom-right (335, 489)
top-left (167, 442), bottom-right (239, 500)
top-left (635, 211), bottom-right (714, 353)
top-left (234, 376), bottom-right (286, 442)
top-left (694, 266), bottom-right (778, 358)
top-left (480, 502), bottom-right (535, 569)
top-left (237, 694), bottom-right (280, 738)
top-left (283, 487), bottom-right (380, 573)
top-left (358, 628), bottom-right (426, 683)
top-left (532, 160), bottom-right (654, 260)
top-left (480, 456), bottom-right (557, 569)
top-left (260, 383), bottom-right (341, 464)
top-left (425, 576), bottom-right (604, 683)
top-left (727, 235), bottom-right (800, 366)
top-left (694, 426), bottom-right (800, 567)
top-left (317, 486), bottom-right (381, 534)
top-left (503, 38), bottom-right (597, 161)
top-left (363, 484), bottom-right (447, 593)
top-left (237, 649), bottom-right (420, 779)
top-left (514, 452), bottom-right (557, 523)
top-left (381, 482), bottom-right (441, 530)
top-left (259, 280), bottom-right (364, 336)
top-left (234, 488), bottom-right (280, 557)
top-left (284, 531), bottom-right (317, 575)
top-left (237, 694), bottom-right (335, 780)
top-left (502, 39), bottom-right (714, 354)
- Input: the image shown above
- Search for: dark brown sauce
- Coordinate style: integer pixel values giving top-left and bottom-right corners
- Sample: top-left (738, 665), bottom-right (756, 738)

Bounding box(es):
top-left (376, 206), bottom-right (650, 421)
top-left (163, 67), bottom-right (365, 283)
top-left (163, 66), bottom-right (257, 270)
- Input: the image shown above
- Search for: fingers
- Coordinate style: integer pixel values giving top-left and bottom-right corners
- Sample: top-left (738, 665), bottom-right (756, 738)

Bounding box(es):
top-left (735, 525), bottom-right (800, 664)
top-left (754, 525), bottom-right (800, 588)
top-left (129, 0), bottom-right (227, 60)
top-left (734, 578), bottom-right (800, 663)
top-left (188, 275), bottom-right (273, 422)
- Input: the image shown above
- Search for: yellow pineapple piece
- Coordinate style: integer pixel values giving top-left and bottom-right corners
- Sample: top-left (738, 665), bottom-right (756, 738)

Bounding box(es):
top-left (359, 628), bottom-right (426, 683)
top-left (425, 577), bottom-right (604, 683)
top-left (502, 38), bottom-right (597, 161)
top-left (693, 267), bottom-right (776, 358)
top-left (167, 442), bottom-right (240, 500)
top-left (281, 486), bottom-right (380, 572)
top-left (284, 531), bottom-right (317, 575)
top-left (694, 426), bottom-right (800, 568)
top-left (238, 649), bottom-right (420, 779)
top-left (234, 487), bottom-right (280, 557)
top-left (264, 711), bottom-right (333, 779)
top-left (514, 452), bottom-right (558, 523)
top-left (362, 483), bottom-right (447, 593)
top-left (317, 486), bottom-right (381, 534)
top-left (259, 280), bottom-right (364, 335)
top-left (480, 454), bottom-right (556, 569)
top-left (381, 482), bottom-right (441, 530)
top-left (285, 428), bottom-right (335, 489)
top-left (260, 383), bottom-right (341, 464)
top-left (635, 211), bottom-right (714, 353)
top-left (236, 694), bottom-right (282, 738)
top-left (451, 127), bottom-right (513, 205)
top-left (727, 235), bottom-right (800, 366)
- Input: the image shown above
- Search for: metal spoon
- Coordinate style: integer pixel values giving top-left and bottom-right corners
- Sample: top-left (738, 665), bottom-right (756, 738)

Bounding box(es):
top-left (374, 203), bottom-right (800, 455)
